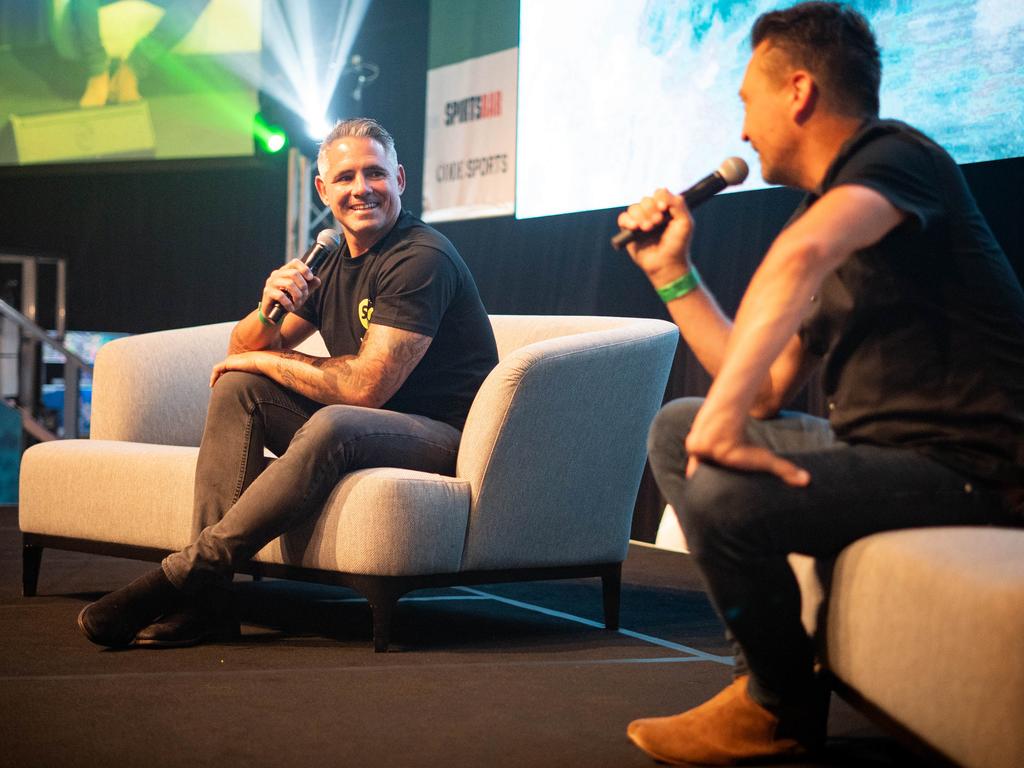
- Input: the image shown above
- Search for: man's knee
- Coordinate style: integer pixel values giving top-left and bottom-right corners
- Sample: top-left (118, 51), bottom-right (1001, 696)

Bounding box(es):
top-left (292, 405), bottom-right (365, 451)
top-left (203, 372), bottom-right (286, 431)
top-left (211, 370), bottom-right (264, 396)
top-left (206, 370), bottom-right (251, 409)
top-left (648, 398), bottom-right (704, 472)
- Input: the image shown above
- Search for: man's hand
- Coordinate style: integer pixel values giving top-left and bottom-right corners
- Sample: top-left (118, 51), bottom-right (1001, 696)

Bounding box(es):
top-left (617, 188), bottom-right (695, 285)
top-left (684, 401), bottom-right (811, 487)
top-left (261, 258), bottom-right (322, 316)
top-left (210, 351), bottom-right (265, 387)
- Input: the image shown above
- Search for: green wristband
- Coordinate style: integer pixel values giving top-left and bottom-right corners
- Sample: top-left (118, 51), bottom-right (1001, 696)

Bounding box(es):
top-left (656, 266), bottom-right (701, 303)
top-left (256, 302), bottom-right (275, 326)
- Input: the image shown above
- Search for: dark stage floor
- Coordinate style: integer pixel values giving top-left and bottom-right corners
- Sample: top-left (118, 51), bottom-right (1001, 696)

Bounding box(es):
top-left (0, 507), bottom-right (927, 768)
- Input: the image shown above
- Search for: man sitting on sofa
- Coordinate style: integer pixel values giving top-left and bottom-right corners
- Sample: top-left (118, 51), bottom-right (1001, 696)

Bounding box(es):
top-left (616, 2), bottom-right (1024, 764)
top-left (77, 117), bottom-right (498, 648)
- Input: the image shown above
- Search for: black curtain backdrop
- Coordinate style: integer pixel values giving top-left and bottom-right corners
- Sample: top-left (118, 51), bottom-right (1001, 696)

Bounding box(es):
top-left (0, 155), bottom-right (289, 332)
top-left (0, 0), bottom-right (1020, 540)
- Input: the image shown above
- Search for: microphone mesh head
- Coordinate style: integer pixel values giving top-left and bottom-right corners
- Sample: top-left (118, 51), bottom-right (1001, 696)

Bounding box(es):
top-left (718, 157), bottom-right (749, 185)
top-left (317, 229), bottom-right (342, 248)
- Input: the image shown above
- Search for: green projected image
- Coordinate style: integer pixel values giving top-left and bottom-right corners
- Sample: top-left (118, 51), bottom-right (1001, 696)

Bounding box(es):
top-left (0, 0), bottom-right (262, 165)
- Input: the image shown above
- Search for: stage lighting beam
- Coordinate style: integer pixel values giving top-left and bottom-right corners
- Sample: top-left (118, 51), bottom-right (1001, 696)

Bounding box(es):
top-left (233, 1), bottom-right (371, 142)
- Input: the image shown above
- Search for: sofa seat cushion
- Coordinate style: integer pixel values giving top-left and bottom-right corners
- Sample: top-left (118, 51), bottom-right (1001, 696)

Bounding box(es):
top-left (254, 467), bottom-right (471, 576)
top-left (19, 440), bottom-right (198, 551)
top-left (824, 527), bottom-right (1024, 768)
top-left (20, 441), bottom-right (472, 578)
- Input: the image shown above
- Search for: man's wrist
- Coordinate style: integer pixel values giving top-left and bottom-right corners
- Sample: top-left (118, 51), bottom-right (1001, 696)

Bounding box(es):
top-left (655, 266), bottom-right (701, 303)
top-left (256, 302), bottom-right (276, 327)
top-left (645, 263), bottom-right (690, 287)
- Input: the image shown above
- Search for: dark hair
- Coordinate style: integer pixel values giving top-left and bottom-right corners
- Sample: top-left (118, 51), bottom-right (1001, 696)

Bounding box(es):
top-left (751, 2), bottom-right (881, 117)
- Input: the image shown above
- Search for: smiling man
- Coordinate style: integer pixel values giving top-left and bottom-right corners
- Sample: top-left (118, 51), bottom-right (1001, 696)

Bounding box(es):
top-left (618, 2), bottom-right (1024, 765)
top-left (77, 118), bottom-right (498, 649)
top-left (315, 125), bottom-right (406, 256)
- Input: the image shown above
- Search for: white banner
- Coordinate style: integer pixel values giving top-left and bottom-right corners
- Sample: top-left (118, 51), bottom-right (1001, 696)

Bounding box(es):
top-left (422, 47), bottom-right (517, 222)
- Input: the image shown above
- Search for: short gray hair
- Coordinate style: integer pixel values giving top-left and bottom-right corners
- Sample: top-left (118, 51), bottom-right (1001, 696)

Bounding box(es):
top-left (317, 117), bottom-right (398, 174)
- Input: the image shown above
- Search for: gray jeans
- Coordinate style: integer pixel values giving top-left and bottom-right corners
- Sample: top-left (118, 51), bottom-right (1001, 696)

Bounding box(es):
top-left (648, 397), bottom-right (1011, 721)
top-left (162, 372), bottom-right (462, 591)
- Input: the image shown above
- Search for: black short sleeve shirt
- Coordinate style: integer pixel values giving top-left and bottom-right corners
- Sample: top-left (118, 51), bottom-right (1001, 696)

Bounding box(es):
top-left (295, 210), bottom-right (498, 430)
top-left (797, 120), bottom-right (1024, 486)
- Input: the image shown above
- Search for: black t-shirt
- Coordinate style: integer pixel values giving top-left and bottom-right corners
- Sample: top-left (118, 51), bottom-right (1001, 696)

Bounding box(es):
top-left (797, 120), bottom-right (1024, 486)
top-left (295, 210), bottom-right (498, 430)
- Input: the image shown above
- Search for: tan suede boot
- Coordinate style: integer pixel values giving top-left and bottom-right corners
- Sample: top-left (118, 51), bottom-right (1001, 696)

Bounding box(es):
top-left (627, 675), bottom-right (810, 766)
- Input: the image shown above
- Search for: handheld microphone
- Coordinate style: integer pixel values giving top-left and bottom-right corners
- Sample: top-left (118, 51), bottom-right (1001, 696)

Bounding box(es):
top-left (610, 157), bottom-right (749, 250)
top-left (265, 228), bottom-right (342, 324)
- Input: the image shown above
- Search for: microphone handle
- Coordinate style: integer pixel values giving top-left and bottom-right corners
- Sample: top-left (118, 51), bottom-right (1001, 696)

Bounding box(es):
top-left (265, 243), bottom-right (331, 325)
top-left (610, 171), bottom-right (728, 250)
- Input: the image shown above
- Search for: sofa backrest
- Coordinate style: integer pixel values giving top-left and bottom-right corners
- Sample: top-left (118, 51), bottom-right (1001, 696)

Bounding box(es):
top-left (90, 322), bottom-right (235, 446)
top-left (456, 315), bottom-right (678, 571)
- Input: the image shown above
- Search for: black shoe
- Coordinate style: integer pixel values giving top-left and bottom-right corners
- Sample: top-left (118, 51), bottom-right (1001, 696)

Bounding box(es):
top-left (134, 599), bottom-right (240, 648)
top-left (78, 568), bottom-right (182, 648)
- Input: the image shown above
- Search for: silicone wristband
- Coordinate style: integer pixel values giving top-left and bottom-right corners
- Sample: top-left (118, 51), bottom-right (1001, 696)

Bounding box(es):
top-left (655, 266), bottom-right (701, 303)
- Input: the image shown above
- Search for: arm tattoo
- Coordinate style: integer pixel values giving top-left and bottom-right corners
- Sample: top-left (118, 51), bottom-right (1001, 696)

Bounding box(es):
top-left (374, 333), bottom-right (432, 397)
top-left (267, 329), bottom-right (432, 406)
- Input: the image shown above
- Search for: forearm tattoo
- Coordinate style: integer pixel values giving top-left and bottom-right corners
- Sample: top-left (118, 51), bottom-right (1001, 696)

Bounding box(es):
top-left (270, 329), bottom-right (432, 406)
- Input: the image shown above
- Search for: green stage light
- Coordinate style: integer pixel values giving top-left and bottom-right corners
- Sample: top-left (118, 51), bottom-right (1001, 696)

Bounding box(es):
top-left (266, 130), bottom-right (286, 153)
top-left (253, 115), bottom-right (287, 154)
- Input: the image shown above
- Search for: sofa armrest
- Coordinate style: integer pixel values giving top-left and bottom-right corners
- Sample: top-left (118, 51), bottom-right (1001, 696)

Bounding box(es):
top-left (456, 317), bottom-right (678, 571)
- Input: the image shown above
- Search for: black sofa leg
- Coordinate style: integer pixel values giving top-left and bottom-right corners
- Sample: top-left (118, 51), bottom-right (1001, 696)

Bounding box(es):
top-left (355, 577), bottom-right (409, 653)
top-left (370, 598), bottom-right (397, 653)
top-left (23, 541), bottom-right (42, 597)
top-left (602, 564), bottom-right (622, 631)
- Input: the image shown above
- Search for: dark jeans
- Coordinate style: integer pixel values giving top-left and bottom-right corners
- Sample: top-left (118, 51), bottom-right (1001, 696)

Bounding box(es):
top-left (648, 397), bottom-right (1011, 717)
top-left (162, 372), bottom-right (462, 591)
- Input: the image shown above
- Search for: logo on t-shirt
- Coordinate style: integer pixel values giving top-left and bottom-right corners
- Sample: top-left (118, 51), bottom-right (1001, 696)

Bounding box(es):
top-left (358, 298), bottom-right (374, 330)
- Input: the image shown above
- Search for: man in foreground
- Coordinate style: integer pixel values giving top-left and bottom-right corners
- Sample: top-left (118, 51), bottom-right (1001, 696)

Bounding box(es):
top-left (78, 117), bottom-right (498, 648)
top-left (617, 3), bottom-right (1023, 764)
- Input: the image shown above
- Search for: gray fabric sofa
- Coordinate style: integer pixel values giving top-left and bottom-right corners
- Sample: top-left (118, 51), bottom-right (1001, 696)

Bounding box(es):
top-left (792, 529), bottom-right (1024, 768)
top-left (19, 314), bottom-right (678, 650)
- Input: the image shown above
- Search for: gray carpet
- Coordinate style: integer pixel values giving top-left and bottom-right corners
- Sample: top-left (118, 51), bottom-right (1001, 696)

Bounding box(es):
top-left (0, 507), bottom-right (927, 768)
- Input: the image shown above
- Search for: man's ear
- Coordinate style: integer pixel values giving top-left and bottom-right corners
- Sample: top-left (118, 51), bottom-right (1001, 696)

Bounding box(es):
top-left (791, 70), bottom-right (818, 124)
top-left (314, 174), bottom-right (330, 205)
top-left (396, 164), bottom-right (407, 195)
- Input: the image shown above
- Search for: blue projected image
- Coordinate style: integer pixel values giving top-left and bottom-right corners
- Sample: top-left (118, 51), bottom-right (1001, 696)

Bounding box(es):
top-left (516, 0), bottom-right (1024, 219)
